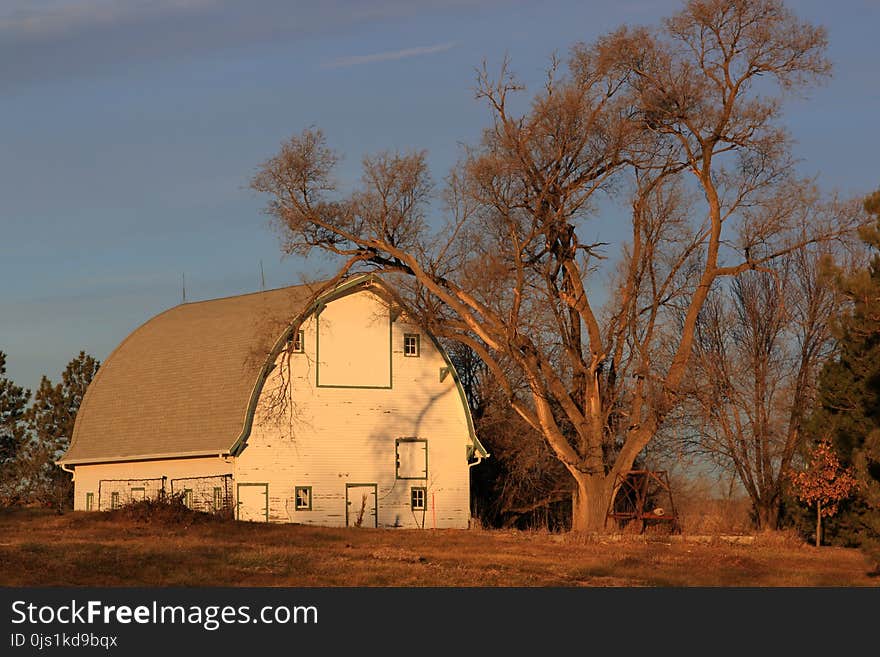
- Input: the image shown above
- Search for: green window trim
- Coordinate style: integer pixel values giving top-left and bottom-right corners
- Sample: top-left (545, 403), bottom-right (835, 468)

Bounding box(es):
top-left (289, 329), bottom-right (305, 353)
top-left (110, 492), bottom-right (120, 509)
top-left (236, 482), bottom-right (269, 522)
top-left (85, 492), bottom-right (94, 511)
top-left (395, 437), bottom-right (428, 480)
top-left (411, 487), bottom-right (427, 511)
top-left (404, 333), bottom-right (420, 357)
top-left (294, 486), bottom-right (312, 511)
top-left (314, 303), bottom-right (393, 389)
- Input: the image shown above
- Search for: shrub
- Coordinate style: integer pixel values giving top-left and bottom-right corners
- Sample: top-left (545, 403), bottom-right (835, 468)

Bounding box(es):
top-left (103, 491), bottom-right (232, 525)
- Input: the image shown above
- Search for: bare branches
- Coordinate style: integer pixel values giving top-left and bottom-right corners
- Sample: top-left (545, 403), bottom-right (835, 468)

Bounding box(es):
top-left (678, 214), bottom-right (853, 527)
top-left (250, 0), bottom-right (853, 532)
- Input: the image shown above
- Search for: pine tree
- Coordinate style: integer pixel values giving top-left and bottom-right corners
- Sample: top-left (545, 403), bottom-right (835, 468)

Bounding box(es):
top-left (25, 351), bottom-right (100, 508)
top-left (808, 188), bottom-right (880, 555)
top-left (0, 351), bottom-right (30, 505)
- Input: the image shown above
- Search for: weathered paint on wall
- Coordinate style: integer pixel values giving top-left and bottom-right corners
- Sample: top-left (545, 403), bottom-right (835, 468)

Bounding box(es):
top-left (235, 289), bottom-right (475, 528)
top-left (69, 285), bottom-right (478, 529)
top-left (72, 456), bottom-right (233, 512)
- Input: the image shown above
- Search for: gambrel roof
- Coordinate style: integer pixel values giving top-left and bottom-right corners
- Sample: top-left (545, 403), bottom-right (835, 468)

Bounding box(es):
top-left (60, 275), bottom-right (486, 465)
top-left (60, 282), bottom-right (324, 465)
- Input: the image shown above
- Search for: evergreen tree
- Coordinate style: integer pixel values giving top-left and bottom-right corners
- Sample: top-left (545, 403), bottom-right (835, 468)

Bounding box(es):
top-left (808, 188), bottom-right (880, 556)
top-left (0, 351), bottom-right (30, 504)
top-left (25, 351), bottom-right (99, 508)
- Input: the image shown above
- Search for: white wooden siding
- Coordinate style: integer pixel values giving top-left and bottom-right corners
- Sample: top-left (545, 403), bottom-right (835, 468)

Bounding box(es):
top-left (69, 287), bottom-right (478, 529)
top-left (236, 288), bottom-right (476, 528)
top-left (316, 291), bottom-right (391, 388)
top-left (71, 456), bottom-right (233, 511)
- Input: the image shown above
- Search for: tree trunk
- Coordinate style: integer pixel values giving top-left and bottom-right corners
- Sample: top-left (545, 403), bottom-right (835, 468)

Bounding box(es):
top-left (816, 501), bottom-right (822, 548)
top-left (571, 472), bottom-right (612, 532)
top-left (754, 498), bottom-right (780, 531)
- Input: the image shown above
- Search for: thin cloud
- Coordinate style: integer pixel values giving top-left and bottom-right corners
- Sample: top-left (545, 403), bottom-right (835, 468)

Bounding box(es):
top-left (0, 0), bottom-right (219, 41)
top-left (324, 41), bottom-right (456, 69)
top-left (0, 2), bottom-right (478, 89)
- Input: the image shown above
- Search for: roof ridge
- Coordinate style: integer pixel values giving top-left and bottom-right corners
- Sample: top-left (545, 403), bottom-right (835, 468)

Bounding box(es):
top-left (175, 279), bottom-right (332, 308)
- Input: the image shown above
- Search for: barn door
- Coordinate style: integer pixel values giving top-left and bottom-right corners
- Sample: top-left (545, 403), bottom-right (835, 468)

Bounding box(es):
top-left (237, 483), bottom-right (268, 522)
top-left (346, 484), bottom-right (377, 528)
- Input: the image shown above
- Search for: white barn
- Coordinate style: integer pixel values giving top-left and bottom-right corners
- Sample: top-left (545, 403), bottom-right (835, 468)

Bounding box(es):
top-left (58, 275), bottom-right (488, 529)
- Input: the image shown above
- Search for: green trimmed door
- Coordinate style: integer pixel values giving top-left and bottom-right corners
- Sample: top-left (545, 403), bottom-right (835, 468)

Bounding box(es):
top-left (345, 484), bottom-right (377, 528)
top-left (237, 483), bottom-right (269, 522)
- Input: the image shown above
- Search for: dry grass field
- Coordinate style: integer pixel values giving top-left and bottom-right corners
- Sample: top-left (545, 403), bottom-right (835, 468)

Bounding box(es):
top-left (1, 507), bottom-right (877, 587)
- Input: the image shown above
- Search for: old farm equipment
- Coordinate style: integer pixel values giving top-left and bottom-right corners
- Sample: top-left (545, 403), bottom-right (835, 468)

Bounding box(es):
top-left (605, 470), bottom-right (681, 534)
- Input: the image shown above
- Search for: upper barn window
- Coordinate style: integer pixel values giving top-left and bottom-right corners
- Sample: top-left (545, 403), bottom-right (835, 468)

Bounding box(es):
top-left (288, 329), bottom-right (304, 354)
top-left (404, 334), bottom-right (420, 357)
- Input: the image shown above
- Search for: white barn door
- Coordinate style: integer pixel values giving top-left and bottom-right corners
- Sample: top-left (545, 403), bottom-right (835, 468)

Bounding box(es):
top-left (237, 483), bottom-right (268, 522)
top-left (346, 484), bottom-right (377, 528)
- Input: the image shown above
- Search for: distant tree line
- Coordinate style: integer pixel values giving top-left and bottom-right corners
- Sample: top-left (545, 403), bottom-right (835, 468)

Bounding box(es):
top-left (0, 351), bottom-right (99, 510)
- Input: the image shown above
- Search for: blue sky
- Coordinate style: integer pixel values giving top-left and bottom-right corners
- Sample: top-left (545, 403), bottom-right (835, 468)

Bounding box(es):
top-left (1, 0), bottom-right (878, 393)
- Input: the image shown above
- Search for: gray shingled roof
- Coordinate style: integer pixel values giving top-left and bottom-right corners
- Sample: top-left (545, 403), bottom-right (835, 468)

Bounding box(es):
top-left (61, 283), bottom-right (322, 464)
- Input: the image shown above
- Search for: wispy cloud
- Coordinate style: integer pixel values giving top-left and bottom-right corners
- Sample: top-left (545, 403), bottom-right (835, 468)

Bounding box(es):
top-left (0, 1), bottom-right (477, 89)
top-left (324, 41), bottom-right (456, 69)
top-left (0, 0), bottom-right (218, 41)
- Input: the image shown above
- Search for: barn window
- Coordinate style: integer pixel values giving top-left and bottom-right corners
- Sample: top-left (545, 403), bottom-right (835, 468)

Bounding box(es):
top-left (288, 329), bottom-right (304, 353)
top-left (85, 492), bottom-right (94, 511)
top-left (403, 334), bottom-right (420, 357)
top-left (411, 487), bottom-right (426, 511)
top-left (213, 487), bottom-right (223, 511)
top-left (295, 486), bottom-right (312, 510)
top-left (396, 438), bottom-right (428, 479)
top-left (111, 492), bottom-right (120, 509)
top-left (183, 489), bottom-right (193, 509)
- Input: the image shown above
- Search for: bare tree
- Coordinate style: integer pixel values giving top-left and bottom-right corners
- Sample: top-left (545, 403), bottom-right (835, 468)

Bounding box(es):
top-left (251, 0), bottom-right (858, 531)
top-left (680, 200), bottom-right (862, 529)
top-left (448, 341), bottom-right (572, 529)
